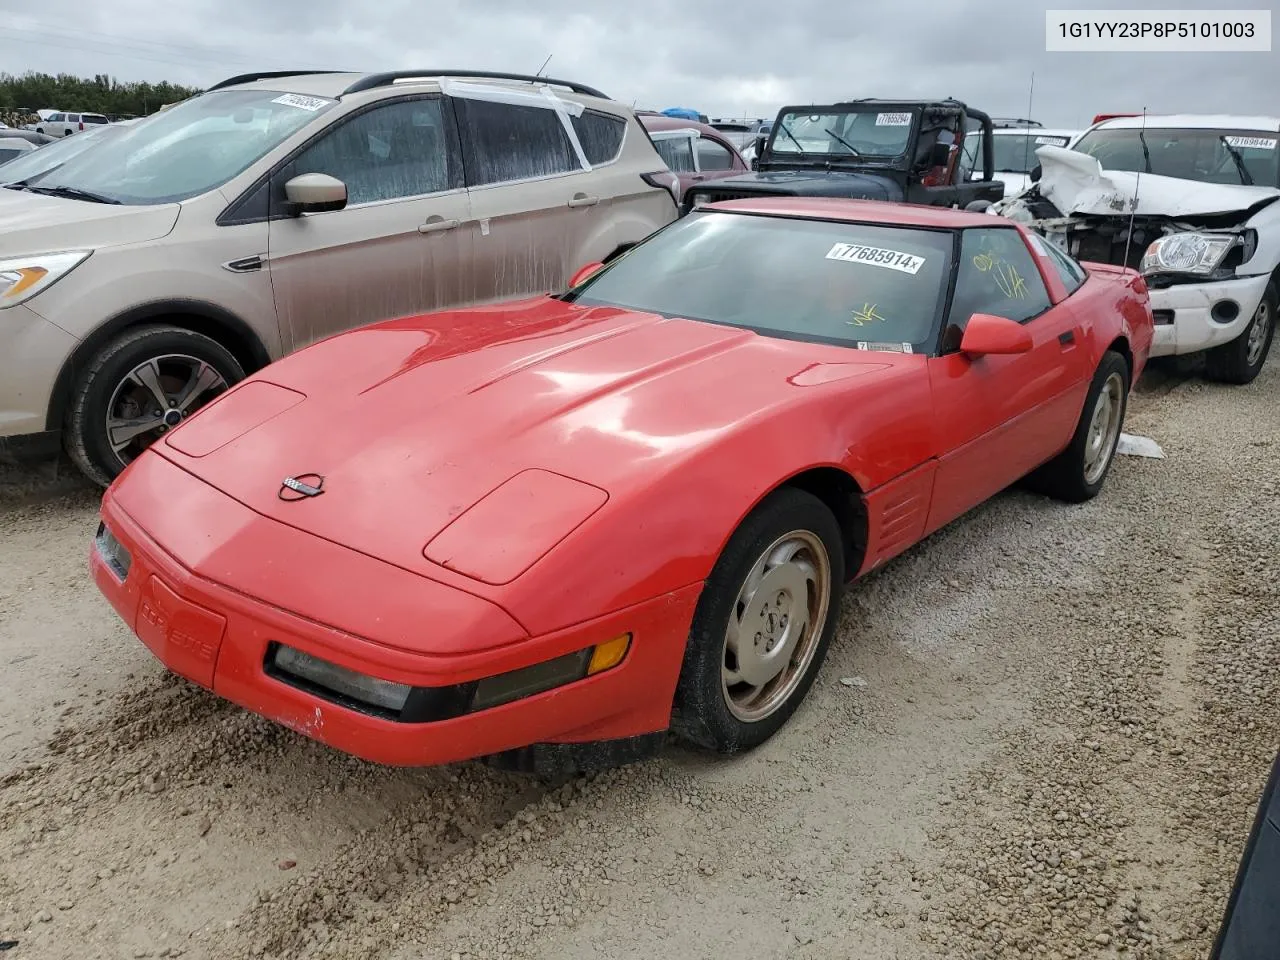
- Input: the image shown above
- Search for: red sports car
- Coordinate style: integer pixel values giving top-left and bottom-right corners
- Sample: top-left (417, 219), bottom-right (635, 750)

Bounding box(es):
top-left (91, 199), bottom-right (1153, 773)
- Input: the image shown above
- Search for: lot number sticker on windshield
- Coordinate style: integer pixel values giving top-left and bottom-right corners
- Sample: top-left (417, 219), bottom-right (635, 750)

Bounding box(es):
top-left (826, 242), bottom-right (926, 275)
top-left (272, 93), bottom-right (333, 112)
top-left (1224, 135), bottom-right (1277, 150)
top-left (875, 112), bottom-right (912, 127)
top-left (1035, 136), bottom-right (1070, 146)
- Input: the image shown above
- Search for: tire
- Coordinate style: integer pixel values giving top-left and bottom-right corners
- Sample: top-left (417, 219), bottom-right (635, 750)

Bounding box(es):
top-left (65, 325), bottom-right (245, 487)
top-left (671, 487), bottom-right (845, 754)
top-left (1205, 282), bottom-right (1276, 385)
top-left (1026, 349), bottom-right (1129, 504)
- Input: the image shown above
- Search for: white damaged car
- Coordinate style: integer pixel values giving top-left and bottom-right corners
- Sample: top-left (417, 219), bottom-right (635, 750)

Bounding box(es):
top-left (995, 114), bottom-right (1278, 384)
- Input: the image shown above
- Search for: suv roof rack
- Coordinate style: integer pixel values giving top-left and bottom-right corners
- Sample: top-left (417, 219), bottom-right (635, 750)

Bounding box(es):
top-left (206, 70), bottom-right (349, 92)
top-left (991, 117), bottom-right (1043, 128)
top-left (340, 70), bottom-right (609, 100)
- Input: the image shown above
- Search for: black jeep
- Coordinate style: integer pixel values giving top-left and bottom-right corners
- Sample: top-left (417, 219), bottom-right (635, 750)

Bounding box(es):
top-left (683, 98), bottom-right (1004, 213)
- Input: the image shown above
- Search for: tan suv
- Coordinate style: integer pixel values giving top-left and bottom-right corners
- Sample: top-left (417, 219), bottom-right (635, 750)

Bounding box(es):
top-left (0, 70), bottom-right (680, 485)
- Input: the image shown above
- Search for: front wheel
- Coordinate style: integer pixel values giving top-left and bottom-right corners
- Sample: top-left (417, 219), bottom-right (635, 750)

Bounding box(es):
top-left (65, 325), bottom-right (245, 487)
top-left (671, 488), bottom-right (845, 754)
top-left (1026, 349), bottom-right (1130, 504)
top-left (1205, 283), bottom-right (1276, 385)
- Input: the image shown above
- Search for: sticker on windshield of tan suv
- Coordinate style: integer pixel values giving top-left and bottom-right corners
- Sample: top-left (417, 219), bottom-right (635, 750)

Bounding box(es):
top-left (875, 112), bottom-right (912, 127)
top-left (826, 242), bottom-right (926, 275)
top-left (272, 94), bottom-right (333, 112)
top-left (1224, 136), bottom-right (1277, 150)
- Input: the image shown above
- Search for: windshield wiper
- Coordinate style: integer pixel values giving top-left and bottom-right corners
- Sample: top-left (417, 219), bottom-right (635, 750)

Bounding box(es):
top-left (1137, 128), bottom-right (1153, 173)
top-left (824, 127), bottom-right (862, 157)
top-left (776, 123), bottom-right (808, 155)
top-left (1219, 136), bottom-right (1255, 185)
top-left (27, 185), bottom-right (120, 204)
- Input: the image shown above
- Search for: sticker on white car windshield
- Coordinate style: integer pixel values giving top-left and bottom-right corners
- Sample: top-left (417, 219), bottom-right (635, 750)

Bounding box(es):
top-left (857, 341), bottom-right (914, 354)
top-left (1035, 136), bottom-right (1069, 146)
top-left (826, 242), bottom-right (926, 275)
top-left (875, 112), bottom-right (912, 127)
top-left (272, 93), bottom-right (333, 112)
top-left (1224, 135), bottom-right (1277, 150)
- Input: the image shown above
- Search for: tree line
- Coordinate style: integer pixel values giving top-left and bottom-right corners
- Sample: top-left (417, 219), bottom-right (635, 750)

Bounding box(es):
top-left (0, 72), bottom-right (201, 124)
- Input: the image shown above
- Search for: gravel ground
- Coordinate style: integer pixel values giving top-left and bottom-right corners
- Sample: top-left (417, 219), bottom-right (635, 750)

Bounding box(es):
top-left (0, 358), bottom-right (1276, 960)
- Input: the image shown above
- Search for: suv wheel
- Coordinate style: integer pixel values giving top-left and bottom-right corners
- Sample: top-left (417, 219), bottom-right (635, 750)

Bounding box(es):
top-left (1205, 283), bottom-right (1276, 385)
top-left (65, 325), bottom-right (245, 487)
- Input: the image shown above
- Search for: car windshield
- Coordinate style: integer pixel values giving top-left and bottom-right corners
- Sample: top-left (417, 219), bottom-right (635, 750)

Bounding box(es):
top-left (24, 89), bottom-right (337, 204)
top-left (563, 210), bottom-right (952, 352)
top-left (0, 121), bottom-right (124, 185)
top-left (1072, 127), bottom-right (1280, 186)
top-left (0, 146), bottom-right (32, 165)
top-left (993, 132), bottom-right (1073, 173)
top-left (769, 108), bottom-right (916, 159)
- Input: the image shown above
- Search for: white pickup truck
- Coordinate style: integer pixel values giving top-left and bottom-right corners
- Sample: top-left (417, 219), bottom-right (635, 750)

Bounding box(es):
top-left (995, 114), bottom-right (1279, 384)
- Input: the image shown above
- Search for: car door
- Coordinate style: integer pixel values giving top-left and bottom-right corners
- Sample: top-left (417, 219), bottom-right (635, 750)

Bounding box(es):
top-left (924, 226), bottom-right (1090, 533)
top-left (453, 93), bottom-right (606, 303)
top-left (265, 95), bottom-right (474, 351)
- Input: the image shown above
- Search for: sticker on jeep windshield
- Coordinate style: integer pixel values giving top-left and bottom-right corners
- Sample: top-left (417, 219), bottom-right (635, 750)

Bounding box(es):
top-left (875, 112), bottom-right (912, 127)
top-left (826, 242), bottom-right (926, 275)
top-left (272, 93), bottom-right (333, 112)
top-left (1224, 135), bottom-right (1277, 150)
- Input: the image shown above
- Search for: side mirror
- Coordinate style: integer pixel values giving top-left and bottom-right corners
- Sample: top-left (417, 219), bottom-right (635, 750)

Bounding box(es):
top-left (568, 261), bottom-right (605, 287)
top-left (283, 173), bottom-right (347, 215)
top-left (1029, 163), bottom-right (1043, 183)
top-left (929, 142), bottom-right (952, 167)
top-left (959, 313), bottom-right (1033, 357)
top-left (1210, 749), bottom-right (1280, 959)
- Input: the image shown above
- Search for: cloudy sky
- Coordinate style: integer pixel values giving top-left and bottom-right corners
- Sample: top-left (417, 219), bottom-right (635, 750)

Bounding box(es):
top-left (1, 0), bottom-right (1275, 128)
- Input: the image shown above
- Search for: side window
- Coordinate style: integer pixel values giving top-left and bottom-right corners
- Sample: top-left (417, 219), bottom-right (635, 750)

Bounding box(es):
top-left (696, 137), bottom-right (735, 171)
top-left (571, 110), bottom-right (625, 165)
top-left (291, 98), bottom-right (452, 205)
top-left (49, 113), bottom-right (65, 122)
top-left (957, 117), bottom-right (983, 181)
top-left (67, 114), bottom-right (79, 123)
top-left (946, 228), bottom-right (1053, 344)
top-left (1029, 232), bottom-right (1087, 294)
top-left (456, 99), bottom-right (578, 186)
top-left (654, 136), bottom-right (695, 172)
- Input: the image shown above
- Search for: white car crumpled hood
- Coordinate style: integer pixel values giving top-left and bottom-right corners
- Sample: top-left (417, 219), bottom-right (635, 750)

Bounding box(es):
top-left (1004, 145), bottom-right (1280, 220)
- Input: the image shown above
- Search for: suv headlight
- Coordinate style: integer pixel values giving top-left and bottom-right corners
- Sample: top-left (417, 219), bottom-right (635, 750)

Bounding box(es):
top-left (0, 250), bottom-right (92, 308)
top-left (1141, 233), bottom-right (1235, 276)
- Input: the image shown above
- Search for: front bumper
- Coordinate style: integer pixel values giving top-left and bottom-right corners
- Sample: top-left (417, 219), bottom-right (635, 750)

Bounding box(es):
top-left (0, 303), bottom-right (78, 449)
top-left (91, 455), bottom-right (699, 767)
top-left (1147, 273), bottom-right (1271, 358)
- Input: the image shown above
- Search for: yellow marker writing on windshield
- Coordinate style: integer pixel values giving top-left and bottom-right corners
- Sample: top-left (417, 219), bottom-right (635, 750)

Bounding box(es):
top-left (849, 303), bottom-right (887, 326)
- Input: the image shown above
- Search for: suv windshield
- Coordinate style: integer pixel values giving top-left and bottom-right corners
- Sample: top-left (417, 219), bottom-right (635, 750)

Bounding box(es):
top-left (563, 210), bottom-right (952, 352)
top-left (26, 89), bottom-right (337, 204)
top-left (993, 132), bottom-right (1072, 173)
top-left (769, 108), bottom-right (916, 160)
top-left (1072, 127), bottom-right (1280, 187)
top-left (0, 121), bottom-right (125, 185)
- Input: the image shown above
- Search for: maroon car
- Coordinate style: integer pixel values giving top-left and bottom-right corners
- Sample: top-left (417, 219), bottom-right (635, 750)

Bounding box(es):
top-left (638, 113), bottom-right (749, 203)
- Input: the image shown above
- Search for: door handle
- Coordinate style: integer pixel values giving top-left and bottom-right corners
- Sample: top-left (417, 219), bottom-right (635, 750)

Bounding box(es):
top-left (1058, 329), bottom-right (1077, 346)
top-left (689, 174), bottom-right (707, 182)
top-left (418, 218), bottom-right (460, 234)
top-left (567, 194), bottom-right (600, 208)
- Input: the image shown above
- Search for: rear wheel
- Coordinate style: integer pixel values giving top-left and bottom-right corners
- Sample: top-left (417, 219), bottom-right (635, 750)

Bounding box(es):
top-left (1026, 349), bottom-right (1129, 504)
top-left (671, 488), bottom-right (844, 754)
top-left (65, 325), bottom-right (244, 487)
top-left (1205, 283), bottom-right (1276, 385)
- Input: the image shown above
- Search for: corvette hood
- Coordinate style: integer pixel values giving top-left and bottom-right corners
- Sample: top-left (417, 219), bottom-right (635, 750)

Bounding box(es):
top-left (156, 297), bottom-right (905, 580)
